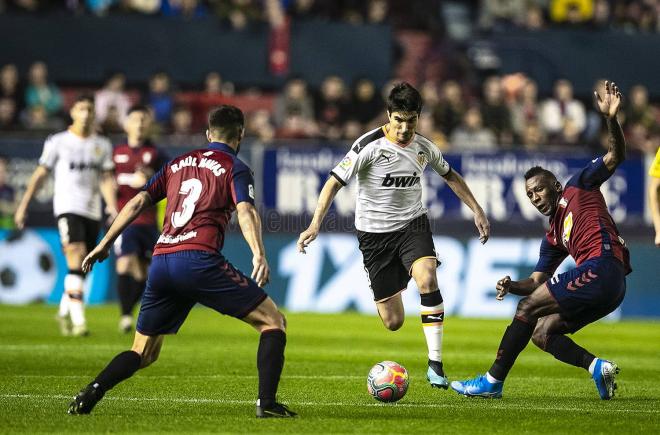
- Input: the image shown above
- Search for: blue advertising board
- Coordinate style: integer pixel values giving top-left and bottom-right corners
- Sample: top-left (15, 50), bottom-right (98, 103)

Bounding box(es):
top-left (2, 229), bottom-right (658, 319)
top-left (262, 147), bottom-right (646, 224)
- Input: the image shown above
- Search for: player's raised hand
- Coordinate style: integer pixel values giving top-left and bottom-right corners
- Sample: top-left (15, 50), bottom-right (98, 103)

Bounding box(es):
top-left (495, 275), bottom-right (512, 300)
top-left (251, 255), bottom-right (270, 287)
top-left (474, 210), bottom-right (490, 244)
top-left (594, 80), bottom-right (622, 119)
top-left (81, 244), bottom-right (110, 273)
top-left (297, 225), bottom-right (319, 254)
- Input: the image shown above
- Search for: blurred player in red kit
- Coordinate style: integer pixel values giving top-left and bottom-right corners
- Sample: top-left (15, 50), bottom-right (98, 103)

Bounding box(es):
top-left (113, 105), bottom-right (167, 333)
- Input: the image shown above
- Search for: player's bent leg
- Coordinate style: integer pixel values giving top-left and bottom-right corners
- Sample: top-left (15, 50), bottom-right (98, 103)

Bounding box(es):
top-left (530, 314), bottom-right (618, 399)
top-left (62, 242), bottom-right (89, 337)
top-left (375, 292), bottom-right (405, 331)
top-left (490, 286), bottom-right (561, 381)
top-left (68, 331), bottom-right (161, 415)
top-left (241, 297), bottom-right (296, 418)
top-left (411, 257), bottom-right (448, 388)
top-left (532, 314), bottom-right (596, 371)
top-left (451, 284), bottom-right (562, 398)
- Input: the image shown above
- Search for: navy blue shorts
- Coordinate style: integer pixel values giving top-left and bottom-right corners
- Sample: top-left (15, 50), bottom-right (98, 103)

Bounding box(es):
top-left (546, 256), bottom-right (626, 333)
top-left (136, 251), bottom-right (267, 335)
top-left (113, 224), bottom-right (160, 259)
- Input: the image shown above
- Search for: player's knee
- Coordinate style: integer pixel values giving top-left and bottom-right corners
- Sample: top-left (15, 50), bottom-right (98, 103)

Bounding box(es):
top-left (415, 273), bottom-right (437, 294)
top-left (531, 327), bottom-right (549, 349)
top-left (115, 257), bottom-right (130, 275)
top-left (272, 310), bottom-right (286, 332)
top-left (382, 315), bottom-right (404, 331)
top-left (257, 309), bottom-right (286, 333)
top-left (137, 346), bottom-right (161, 368)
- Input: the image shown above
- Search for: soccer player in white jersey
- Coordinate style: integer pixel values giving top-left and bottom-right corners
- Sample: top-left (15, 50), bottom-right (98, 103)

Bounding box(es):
top-left (15, 95), bottom-right (117, 337)
top-left (298, 83), bottom-right (490, 388)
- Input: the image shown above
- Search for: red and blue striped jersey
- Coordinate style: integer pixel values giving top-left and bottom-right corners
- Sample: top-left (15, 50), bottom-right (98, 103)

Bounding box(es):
top-left (143, 142), bottom-right (255, 255)
top-left (535, 156), bottom-right (631, 275)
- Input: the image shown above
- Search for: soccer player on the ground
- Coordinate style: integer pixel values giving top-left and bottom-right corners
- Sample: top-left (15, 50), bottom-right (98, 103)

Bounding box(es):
top-left (68, 105), bottom-right (297, 418)
top-left (648, 145), bottom-right (660, 247)
top-left (450, 81), bottom-right (630, 400)
top-left (297, 82), bottom-right (490, 389)
top-left (14, 95), bottom-right (117, 337)
top-left (113, 105), bottom-right (167, 333)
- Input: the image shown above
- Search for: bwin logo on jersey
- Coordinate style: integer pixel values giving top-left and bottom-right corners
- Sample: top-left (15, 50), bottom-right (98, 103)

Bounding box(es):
top-left (69, 161), bottom-right (100, 171)
top-left (381, 172), bottom-right (420, 188)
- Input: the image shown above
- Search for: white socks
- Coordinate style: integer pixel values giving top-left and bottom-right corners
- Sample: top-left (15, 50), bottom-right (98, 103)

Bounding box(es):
top-left (58, 291), bottom-right (69, 317)
top-left (64, 273), bottom-right (86, 326)
top-left (486, 372), bottom-right (502, 383)
top-left (421, 299), bottom-right (444, 363)
top-left (588, 358), bottom-right (598, 375)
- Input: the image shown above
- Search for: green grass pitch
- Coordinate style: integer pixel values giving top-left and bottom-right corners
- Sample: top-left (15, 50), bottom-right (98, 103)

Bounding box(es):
top-left (1, 305), bottom-right (659, 433)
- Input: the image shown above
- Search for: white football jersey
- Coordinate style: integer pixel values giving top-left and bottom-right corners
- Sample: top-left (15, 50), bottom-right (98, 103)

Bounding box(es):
top-left (331, 126), bottom-right (450, 233)
top-left (38, 130), bottom-right (114, 220)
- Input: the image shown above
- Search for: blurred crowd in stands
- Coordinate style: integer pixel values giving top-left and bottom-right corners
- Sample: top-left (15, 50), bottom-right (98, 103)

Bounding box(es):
top-left (1, 0), bottom-right (659, 154)
top-left (1, 0), bottom-right (659, 33)
top-left (1, 60), bottom-right (658, 155)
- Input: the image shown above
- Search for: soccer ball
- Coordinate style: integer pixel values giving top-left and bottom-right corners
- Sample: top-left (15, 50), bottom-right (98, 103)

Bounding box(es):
top-left (367, 361), bottom-right (409, 402)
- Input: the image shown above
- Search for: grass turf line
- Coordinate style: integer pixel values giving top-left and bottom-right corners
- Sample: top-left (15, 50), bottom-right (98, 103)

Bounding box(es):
top-left (0, 305), bottom-right (658, 434)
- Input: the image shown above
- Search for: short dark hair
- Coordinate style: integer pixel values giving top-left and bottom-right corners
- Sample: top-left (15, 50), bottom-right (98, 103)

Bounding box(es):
top-left (524, 166), bottom-right (557, 181)
top-left (387, 82), bottom-right (423, 114)
top-left (127, 104), bottom-right (150, 116)
top-left (73, 93), bottom-right (95, 105)
top-left (208, 105), bottom-right (244, 142)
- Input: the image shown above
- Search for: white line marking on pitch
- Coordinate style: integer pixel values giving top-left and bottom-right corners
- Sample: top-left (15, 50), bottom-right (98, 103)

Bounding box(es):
top-left (1, 394), bottom-right (658, 414)
top-left (10, 374), bottom-right (365, 380)
top-left (6, 374), bottom-right (644, 385)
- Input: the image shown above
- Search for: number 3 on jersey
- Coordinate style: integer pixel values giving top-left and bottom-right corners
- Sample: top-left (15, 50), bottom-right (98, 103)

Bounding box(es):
top-left (171, 178), bottom-right (203, 228)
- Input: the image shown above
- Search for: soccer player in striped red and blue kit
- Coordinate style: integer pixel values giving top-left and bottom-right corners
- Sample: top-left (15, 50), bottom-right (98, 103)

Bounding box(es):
top-left (69, 105), bottom-right (297, 418)
top-left (451, 81), bottom-right (630, 400)
top-left (113, 105), bottom-right (167, 333)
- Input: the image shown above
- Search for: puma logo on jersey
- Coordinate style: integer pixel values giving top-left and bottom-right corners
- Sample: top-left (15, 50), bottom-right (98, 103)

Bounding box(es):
top-left (376, 154), bottom-right (391, 164)
top-left (381, 173), bottom-right (420, 188)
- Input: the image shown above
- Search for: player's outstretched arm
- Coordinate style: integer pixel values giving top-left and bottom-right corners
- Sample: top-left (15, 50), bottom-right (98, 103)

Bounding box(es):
top-left (297, 176), bottom-right (343, 253)
top-left (495, 272), bottom-right (549, 300)
top-left (236, 201), bottom-right (270, 287)
top-left (595, 80), bottom-right (626, 171)
top-left (14, 165), bottom-right (49, 230)
top-left (442, 169), bottom-right (490, 244)
top-left (82, 191), bottom-right (152, 273)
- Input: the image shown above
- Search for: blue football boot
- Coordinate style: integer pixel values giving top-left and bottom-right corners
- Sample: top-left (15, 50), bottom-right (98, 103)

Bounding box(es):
top-left (427, 360), bottom-right (449, 389)
top-left (450, 374), bottom-right (503, 398)
top-left (592, 359), bottom-right (619, 400)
